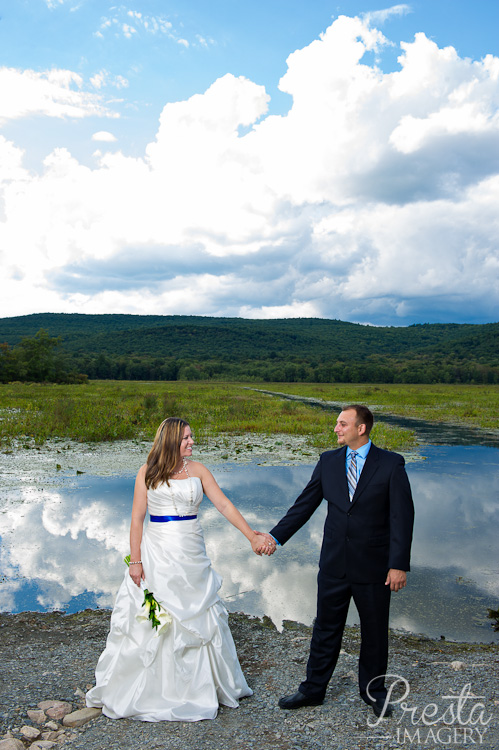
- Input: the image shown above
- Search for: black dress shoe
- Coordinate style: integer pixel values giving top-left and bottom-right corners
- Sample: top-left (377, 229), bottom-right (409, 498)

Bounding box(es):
top-left (371, 698), bottom-right (393, 718)
top-left (278, 691), bottom-right (324, 709)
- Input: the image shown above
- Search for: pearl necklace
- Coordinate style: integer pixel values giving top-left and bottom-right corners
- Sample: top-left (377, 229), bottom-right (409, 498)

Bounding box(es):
top-left (168, 458), bottom-right (195, 517)
top-left (172, 458), bottom-right (188, 475)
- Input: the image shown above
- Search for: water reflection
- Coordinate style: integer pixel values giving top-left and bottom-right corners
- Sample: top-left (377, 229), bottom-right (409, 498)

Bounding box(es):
top-left (1, 447), bottom-right (497, 643)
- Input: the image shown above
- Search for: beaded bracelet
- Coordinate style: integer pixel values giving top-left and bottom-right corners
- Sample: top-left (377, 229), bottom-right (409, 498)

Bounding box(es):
top-left (129, 560), bottom-right (142, 565)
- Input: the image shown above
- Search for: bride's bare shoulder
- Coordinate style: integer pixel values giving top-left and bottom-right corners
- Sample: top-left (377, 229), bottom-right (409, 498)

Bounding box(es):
top-left (187, 459), bottom-right (208, 477)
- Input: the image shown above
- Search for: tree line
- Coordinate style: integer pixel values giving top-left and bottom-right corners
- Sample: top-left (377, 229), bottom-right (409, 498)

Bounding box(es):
top-left (1, 326), bottom-right (497, 384)
top-left (0, 330), bottom-right (87, 384)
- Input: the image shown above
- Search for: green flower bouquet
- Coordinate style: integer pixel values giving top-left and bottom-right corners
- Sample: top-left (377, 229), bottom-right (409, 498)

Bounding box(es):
top-left (124, 555), bottom-right (173, 636)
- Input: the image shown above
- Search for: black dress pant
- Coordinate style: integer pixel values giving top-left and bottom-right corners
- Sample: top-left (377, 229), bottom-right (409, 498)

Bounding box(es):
top-left (299, 574), bottom-right (391, 702)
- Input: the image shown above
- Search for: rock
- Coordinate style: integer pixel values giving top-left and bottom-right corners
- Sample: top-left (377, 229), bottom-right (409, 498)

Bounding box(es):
top-left (43, 702), bottom-right (73, 721)
top-left (20, 725), bottom-right (42, 740)
top-left (30, 743), bottom-right (57, 750)
top-left (41, 731), bottom-right (60, 741)
top-left (0, 740), bottom-right (25, 750)
top-left (450, 660), bottom-right (465, 671)
top-left (73, 688), bottom-right (86, 701)
top-left (62, 707), bottom-right (102, 728)
top-left (44, 722), bottom-right (60, 731)
top-left (38, 700), bottom-right (71, 711)
top-left (28, 709), bottom-right (47, 724)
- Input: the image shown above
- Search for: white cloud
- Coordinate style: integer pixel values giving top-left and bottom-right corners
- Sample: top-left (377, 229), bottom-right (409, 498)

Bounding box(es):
top-left (0, 136), bottom-right (28, 185)
top-left (0, 67), bottom-right (117, 123)
top-left (196, 34), bottom-right (215, 48)
top-left (240, 301), bottom-right (320, 319)
top-left (0, 14), bottom-right (498, 323)
top-left (90, 71), bottom-right (128, 90)
top-left (122, 23), bottom-right (137, 39)
top-left (92, 131), bottom-right (117, 142)
top-left (364, 4), bottom-right (412, 26)
top-left (96, 9), bottom-right (184, 43)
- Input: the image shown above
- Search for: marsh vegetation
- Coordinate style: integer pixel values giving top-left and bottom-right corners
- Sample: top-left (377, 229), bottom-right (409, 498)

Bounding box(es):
top-left (1, 380), bottom-right (497, 452)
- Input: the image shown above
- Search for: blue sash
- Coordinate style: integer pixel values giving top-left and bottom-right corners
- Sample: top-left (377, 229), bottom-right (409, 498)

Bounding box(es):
top-left (149, 514), bottom-right (197, 522)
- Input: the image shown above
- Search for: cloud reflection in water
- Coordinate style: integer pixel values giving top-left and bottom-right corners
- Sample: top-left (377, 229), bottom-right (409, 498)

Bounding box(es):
top-left (0, 446), bottom-right (497, 642)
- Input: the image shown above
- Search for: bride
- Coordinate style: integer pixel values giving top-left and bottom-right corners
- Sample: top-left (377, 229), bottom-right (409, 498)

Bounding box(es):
top-left (86, 417), bottom-right (275, 722)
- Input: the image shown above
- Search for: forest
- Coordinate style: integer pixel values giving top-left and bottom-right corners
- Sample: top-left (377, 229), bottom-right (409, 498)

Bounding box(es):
top-left (0, 312), bottom-right (497, 384)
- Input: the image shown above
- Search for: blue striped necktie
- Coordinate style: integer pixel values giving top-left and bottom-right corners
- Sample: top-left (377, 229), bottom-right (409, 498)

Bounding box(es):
top-left (347, 451), bottom-right (358, 501)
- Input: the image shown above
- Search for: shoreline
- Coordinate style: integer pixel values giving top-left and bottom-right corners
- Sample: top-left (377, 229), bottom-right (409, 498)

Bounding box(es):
top-left (0, 431), bottom-right (424, 496)
top-left (1, 610), bottom-right (498, 749)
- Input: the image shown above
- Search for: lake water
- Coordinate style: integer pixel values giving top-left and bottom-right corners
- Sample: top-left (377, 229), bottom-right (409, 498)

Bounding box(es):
top-left (1, 444), bottom-right (498, 643)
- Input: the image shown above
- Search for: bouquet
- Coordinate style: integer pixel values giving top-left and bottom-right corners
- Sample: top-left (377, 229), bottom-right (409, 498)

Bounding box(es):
top-left (124, 555), bottom-right (173, 636)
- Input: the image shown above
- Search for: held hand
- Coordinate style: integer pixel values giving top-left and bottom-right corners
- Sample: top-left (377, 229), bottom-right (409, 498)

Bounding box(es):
top-left (253, 531), bottom-right (277, 556)
top-left (129, 563), bottom-right (145, 586)
top-left (251, 535), bottom-right (263, 556)
top-left (385, 568), bottom-right (407, 592)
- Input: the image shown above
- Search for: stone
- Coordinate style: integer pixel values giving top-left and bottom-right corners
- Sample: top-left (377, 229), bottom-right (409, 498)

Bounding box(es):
top-left (62, 707), bottom-right (102, 728)
top-left (20, 725), bottom-right (41, 740)
top-left (44, 703), bottom-right (73, 721)
top-left (73, 688), bottom-right (86, 701)
top-left (28, 709), bottom-right (47, 724)
top-left (38, 700), bottom-right (71, 711)
top-left (450, 660), bottom-right (465, 671)
top-left (30, 743), bottom-right (57, 750)
top-left (44, 722), bottom-right (60, 731)
top-left (0, 740), bottom-right (25, 750)
top-left (41, 732), bottom-right (60, 741)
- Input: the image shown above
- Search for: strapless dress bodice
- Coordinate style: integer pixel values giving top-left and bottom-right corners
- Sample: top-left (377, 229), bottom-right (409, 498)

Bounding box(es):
top-left (147, 476), bottom-right (203, 517)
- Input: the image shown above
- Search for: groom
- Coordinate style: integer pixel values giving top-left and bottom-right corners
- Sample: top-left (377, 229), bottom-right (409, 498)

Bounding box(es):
top-left (260, 404), bottom-right (414, 717)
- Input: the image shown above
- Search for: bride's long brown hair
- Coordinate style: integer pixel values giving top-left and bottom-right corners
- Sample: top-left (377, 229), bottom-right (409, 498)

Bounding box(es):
top-left (145, 417), bottom-right (190, 490)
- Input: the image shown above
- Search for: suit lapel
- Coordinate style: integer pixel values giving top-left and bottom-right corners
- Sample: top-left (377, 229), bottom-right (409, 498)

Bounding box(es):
top-left (351, 443), bottom-right (379, 506)
top-left (327, 446), bottom-right (350, 506)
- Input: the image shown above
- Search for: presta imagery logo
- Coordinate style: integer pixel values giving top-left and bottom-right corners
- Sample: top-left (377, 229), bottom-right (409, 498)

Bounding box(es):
top-left (367, 675), bottom-right (492, 746)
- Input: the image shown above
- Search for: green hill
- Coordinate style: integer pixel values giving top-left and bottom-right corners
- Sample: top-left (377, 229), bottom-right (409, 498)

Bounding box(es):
top-left (0, 313), bottom-right (497, 384)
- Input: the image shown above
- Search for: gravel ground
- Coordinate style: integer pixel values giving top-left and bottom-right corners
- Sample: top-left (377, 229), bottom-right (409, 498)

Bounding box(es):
top-left (1, 610), bottom-right (497, 750)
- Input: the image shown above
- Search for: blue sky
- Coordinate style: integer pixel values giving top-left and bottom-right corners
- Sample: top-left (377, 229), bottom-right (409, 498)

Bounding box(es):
top-left (1, 1), bottom-right (498, 324)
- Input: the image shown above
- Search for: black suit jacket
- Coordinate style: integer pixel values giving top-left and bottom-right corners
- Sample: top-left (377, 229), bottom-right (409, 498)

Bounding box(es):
top-left (270, 444), bottom-right (414, 584)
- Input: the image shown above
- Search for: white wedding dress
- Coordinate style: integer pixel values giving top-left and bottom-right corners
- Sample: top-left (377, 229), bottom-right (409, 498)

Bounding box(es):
top-left (86, 476), bottom-right (252, 722)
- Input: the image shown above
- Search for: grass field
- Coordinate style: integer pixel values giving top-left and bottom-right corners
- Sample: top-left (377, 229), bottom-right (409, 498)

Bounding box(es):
top-left (262, 382), bottom-right (499, 430)
top-left (0, 381), bottom-right (497, 453)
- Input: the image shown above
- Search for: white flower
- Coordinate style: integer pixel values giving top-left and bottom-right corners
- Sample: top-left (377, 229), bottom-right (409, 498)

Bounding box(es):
top-left (153, 610), bottom-right (173, 637)
top-left (135, 600), bottom-right (151, 623)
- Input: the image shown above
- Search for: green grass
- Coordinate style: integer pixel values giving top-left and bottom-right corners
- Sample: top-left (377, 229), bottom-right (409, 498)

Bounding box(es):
top-left (0, 380), bottom-right (418, 453)
top-left (2, 380), bottom-right (496, 454)
top-left (261, 383), bottom-right (499, 431)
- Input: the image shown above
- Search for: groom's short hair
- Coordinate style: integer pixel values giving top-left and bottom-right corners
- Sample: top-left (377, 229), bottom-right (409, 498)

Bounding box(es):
top-left (344, 404), bottom-right (374, 435)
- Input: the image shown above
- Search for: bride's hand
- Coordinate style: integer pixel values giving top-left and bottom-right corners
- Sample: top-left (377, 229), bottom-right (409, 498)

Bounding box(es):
top-left (129, 562), bottom-right (144, 586)
top-left (250, 534), bottom-right (263, 556)
top-left (252, 531), bottom-right (277, 556)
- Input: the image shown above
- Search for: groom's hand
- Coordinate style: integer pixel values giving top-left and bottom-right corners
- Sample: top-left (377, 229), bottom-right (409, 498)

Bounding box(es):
top-left (253, 531), bottom-right (277, 555)
top-left (385, 569), bottom-right (407, 591)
